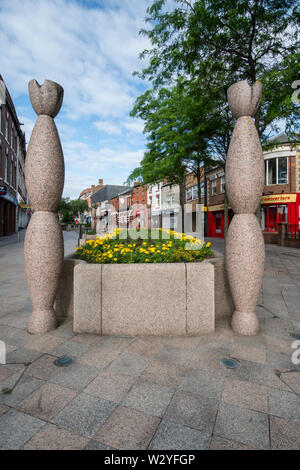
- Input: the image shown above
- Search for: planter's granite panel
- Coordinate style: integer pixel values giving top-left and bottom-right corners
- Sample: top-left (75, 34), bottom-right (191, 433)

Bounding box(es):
top-left (102, 264), bottom-right (186, 336)
top-left (210, 251), bottom-right (234, 320)
top-left (187, 262), bottom-right (215, 334)
top-left (73, 264), bottom-right (101, 334)
top-left (55, 258), bottom-right (83, 319)
top-left (57, 251), bottom-right (234, 336)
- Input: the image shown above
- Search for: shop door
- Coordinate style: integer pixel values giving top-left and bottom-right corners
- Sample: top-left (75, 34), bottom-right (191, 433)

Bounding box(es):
top-left (261, 206), bottom-right (266, 231)
top-left (268, 205), bottom-right (277, 232)
top-left (278, 205), bottom-right (288, 223)
top-left (215, 212), bottom-right (222, 236)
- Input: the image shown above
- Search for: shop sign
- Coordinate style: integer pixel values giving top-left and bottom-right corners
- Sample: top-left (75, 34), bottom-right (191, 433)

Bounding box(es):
top-left (261, 194), bottom-right (297, 204)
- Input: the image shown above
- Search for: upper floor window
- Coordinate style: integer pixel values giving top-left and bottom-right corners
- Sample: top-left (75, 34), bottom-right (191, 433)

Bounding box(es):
top-left (265, 156), bottom-right (288, 185)
top-left (221, 176), bottom-right (225, 193)
top-left (5, 115), bottom-right (8, 139)
top-left (211, 180), bottom-right (217, 195)
top-left (166, 195), bottom-right (175, 208)
top-left (5, 152), bottom-right (8, 182)
top-left (200, 182), bottom-right (204, 196)
top-left (0, 106), bottom-right (2, 134)
top-left (9, 158), bottom-right (13, 185)
top-left (186, 185), bottom-right (198, 201)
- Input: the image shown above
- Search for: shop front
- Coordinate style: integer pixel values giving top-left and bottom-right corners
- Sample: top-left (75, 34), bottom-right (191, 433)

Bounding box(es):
top-left (207, 203), bottom-right (233, 238)
top-left (261, 193), bottom-right (299, 236)
top-left (207, 193), bottom-right (300, 239)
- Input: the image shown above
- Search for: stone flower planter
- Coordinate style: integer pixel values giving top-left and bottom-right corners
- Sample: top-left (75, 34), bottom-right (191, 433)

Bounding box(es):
top-left (55, 251), bottom-right (234, 336)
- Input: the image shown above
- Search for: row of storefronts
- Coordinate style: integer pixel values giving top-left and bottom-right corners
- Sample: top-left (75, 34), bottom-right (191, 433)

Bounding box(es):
top-left (207, 193), bottom-right (300, 238)
top-left (0, 75), bottom-right (29, 237)
top-left (86, 133), bottom-right (299, 242)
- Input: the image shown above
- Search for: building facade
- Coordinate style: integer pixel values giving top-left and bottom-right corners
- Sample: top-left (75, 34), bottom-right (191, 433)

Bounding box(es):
top-left (147, 183), bottom-right (162, 228)
top-left (111, 187), bottom-right (133, 229)
top-left (185, 170), bottom-right (205, 232)
top-left (79, 178), bottom-right (104, 223)
top-left (132, 182), bottom-right (148, 228)
top-left (0, 75), bottom-right (27, 236)
top-left (206, 134), bottom-right (300, 239)
top-left (161, 182), bottom-right (180, 230)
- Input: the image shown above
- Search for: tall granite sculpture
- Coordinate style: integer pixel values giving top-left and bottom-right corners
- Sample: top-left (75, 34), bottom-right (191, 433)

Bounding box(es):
top-left (225, 80), bottom-right (265, 336)
top-left (24, 79), bottom-right (64, 334)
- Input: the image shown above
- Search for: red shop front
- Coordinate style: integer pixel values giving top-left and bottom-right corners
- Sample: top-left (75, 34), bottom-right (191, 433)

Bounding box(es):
top-left (207, 203), bottom-right (233, 238)
top-left (260, 193), bottom-right (300, 235)
top-left (207, 193), bottom-right (300, 239)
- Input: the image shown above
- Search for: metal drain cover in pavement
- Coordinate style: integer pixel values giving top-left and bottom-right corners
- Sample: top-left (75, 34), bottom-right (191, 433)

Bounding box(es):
top-left (54, 356), bottom-right (73, 367)
top-left (290, 333), bottom-right (300, 340)
top-left (220, 358), bottom-right (240, 369)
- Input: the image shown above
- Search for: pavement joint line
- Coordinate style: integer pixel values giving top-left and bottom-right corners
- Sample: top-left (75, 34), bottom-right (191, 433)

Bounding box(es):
top-left (274, 370), bottom-right (300, 396)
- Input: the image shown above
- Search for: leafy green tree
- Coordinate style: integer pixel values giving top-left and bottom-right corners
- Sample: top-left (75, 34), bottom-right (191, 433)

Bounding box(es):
top-left (137, 0), bottom-right (299, 134)
top-left (56, 197), bottom-right (70, 216)
top-left (128, 79), bottom-right (223, 230)
top-left (56, 197), bottom-right (88, 223)
top-left (133, 0), bottom-right (299, 232)
top-left (68, 199), bottom-right (89, 219)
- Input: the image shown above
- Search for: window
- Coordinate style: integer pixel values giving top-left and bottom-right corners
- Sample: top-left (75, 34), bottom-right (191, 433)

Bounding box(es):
top-left (278, 158), bottom-right (287, 184)
top-left (5, 152), bottom-right (8, 182)
top-left (0, 106), bottom-right (2, 133)
top-left (5, 114), bottom-right (8, 140)
top-left (265, 157), bottom-right (288, 185)
top-left (221, 177), bottom-right (225, 193)
top-left (200, 182), bottom-right (204, 196)
top-left (13, 162), bottom-right (16, 188)
top-left (167, 195), bottom-right (175, 208)
top-left (186, 185), bottom-right (198, 201)
top-left (211, 180), bottom-right (217, 195)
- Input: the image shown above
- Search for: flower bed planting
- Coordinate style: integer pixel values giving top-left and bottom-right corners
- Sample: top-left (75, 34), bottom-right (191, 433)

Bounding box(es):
top-left (75, 228), bottom-right (212, 264)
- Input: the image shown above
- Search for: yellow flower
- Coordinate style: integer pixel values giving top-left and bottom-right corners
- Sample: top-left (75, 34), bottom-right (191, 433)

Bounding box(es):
top-left (108, 254), bottom-right (113, 258)
top-left (206, 242), bottom-right (211, 247)
top-left (145, 259), bottom-right (149, 262)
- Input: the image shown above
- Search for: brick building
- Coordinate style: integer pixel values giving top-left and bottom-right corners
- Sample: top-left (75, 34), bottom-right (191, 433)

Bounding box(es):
top-left (111, 187), bottom-right (133, 228)
top-left (132, 182), bottom-right (148, 228)
top-left (79, 178), bottom-right (104, 222)
top-left (0, 75), bottom-right (27, 236)
top-left (206, 134), bottom-right (300, 239)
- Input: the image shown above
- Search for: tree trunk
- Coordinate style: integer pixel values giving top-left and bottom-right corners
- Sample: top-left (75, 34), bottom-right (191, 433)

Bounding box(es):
top-left (179, 178), bottom-right (186, 233)
top-left (204, 170), bottom-right (208, 237)
top-left (196, 166), bottom-right (201, 205)
top-left (255, 106), bottom-right (262, 225)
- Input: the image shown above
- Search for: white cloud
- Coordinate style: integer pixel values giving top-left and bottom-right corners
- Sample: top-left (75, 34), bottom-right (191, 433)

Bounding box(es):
top-left (94, 120), bottom-right (122, 135)
top-left (0, 0), bottom-right (150, 198)
top-left (123, 119), bottom-right (145, 134)
top-left (0, 0), bottom-right (150, 120)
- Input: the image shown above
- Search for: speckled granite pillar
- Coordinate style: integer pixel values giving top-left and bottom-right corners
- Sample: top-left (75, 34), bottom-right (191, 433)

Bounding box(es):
top-left (24, 79), bottom-right (64, 334)
top-left (225, 80), bottom-right (265, 336)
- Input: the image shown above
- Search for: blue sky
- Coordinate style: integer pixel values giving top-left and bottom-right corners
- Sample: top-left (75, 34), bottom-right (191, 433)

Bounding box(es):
top-left (0, 0), bottom-right (155, 198)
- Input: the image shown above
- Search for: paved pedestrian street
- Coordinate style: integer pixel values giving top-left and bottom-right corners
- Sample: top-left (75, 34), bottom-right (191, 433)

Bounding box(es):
top-left (0, 234), bottom-right (299, 450)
